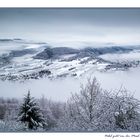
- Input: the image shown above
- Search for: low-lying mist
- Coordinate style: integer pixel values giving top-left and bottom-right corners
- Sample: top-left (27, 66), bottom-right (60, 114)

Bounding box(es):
top-left (0, 67), bottom-right (140, 101)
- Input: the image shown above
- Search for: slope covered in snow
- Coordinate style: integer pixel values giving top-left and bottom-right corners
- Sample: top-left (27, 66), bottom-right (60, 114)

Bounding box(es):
top-left (0, 39), bottom-right (140, 82)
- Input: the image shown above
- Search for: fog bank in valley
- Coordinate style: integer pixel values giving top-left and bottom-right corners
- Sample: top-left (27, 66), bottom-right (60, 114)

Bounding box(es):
top-left (0, 67), bottom-right (140, 101)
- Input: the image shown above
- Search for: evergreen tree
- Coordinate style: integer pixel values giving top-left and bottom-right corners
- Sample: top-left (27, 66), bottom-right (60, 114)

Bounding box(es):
top-left (18, 91), bottom-right (45, 130)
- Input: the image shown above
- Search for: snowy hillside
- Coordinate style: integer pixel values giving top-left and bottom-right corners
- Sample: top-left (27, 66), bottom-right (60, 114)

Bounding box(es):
top-left (0, 39), bottom-right (140, 82)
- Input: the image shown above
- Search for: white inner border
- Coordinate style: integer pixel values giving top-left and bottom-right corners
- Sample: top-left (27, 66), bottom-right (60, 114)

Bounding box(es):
top-left (0, 0), bottom-right (140, 7)
top-left (0, 0), bottom-right (140, 140)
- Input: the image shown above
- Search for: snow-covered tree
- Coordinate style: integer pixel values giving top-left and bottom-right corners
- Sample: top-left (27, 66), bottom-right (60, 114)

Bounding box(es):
top-left (0, 105), bottom-right (6, 120)
top-left (109, 88), bottom-right (140, 131)
top-left (18, 91), bottom-right (45, 130)
top-left (55, 78), bottom-right (140, 132)
top-left (56, 77), bottom-right (103, 131)
top-left (39, 95), bottom-right (64, 130)
top-left (39, 96), bottom-right (55, 130)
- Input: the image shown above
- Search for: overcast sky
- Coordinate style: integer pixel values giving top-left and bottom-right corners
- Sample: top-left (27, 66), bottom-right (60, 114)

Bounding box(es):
top-left (0, 8), bottom-right (140, 46)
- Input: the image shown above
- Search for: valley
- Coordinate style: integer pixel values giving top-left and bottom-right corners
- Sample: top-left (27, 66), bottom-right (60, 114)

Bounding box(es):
top-left (0, 39), bottom-right (140, 82)
top-left (0, 39), bottom-right (140, 101)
